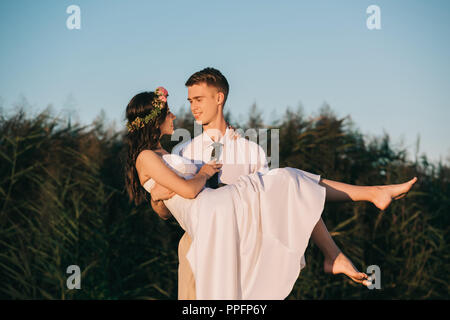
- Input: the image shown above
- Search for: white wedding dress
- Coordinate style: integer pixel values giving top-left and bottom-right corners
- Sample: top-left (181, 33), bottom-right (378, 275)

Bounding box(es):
top-left (143, 153), bottom-right (326, 300)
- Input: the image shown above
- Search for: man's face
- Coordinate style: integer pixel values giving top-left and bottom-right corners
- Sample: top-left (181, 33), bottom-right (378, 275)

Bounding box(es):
top-left (187, 83), bottom-right (222, 126)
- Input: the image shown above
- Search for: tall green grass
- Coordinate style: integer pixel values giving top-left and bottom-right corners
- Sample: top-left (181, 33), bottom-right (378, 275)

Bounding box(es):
top-left (0, 104), bottom-right (448, 299)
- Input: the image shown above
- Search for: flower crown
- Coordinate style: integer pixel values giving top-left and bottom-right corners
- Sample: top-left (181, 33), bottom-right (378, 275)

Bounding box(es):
top-left (126, 87), bottom-right (169, 133)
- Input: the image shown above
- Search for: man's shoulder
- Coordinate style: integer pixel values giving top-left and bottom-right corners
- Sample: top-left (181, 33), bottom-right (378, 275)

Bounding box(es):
top-left (233, 135), bottom-right (265, 153)
top-left (226, 135), bottom-right (268, 170)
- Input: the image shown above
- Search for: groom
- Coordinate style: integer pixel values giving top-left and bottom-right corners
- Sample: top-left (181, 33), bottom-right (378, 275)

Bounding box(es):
top-left (149, 67), bottom-right (269, 299)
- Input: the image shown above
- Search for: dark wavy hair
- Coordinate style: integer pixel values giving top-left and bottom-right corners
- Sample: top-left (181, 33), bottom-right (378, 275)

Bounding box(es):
top-left (124, 91), bottom-right (168, 205)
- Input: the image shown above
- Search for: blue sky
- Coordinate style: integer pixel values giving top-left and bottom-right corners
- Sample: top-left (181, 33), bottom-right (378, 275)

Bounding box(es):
top-left (0, 0), bottom-right (449, 164)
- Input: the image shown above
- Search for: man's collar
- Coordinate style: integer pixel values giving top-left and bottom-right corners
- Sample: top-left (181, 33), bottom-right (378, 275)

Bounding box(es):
top-left (202, 126), bottom-right (230, 145)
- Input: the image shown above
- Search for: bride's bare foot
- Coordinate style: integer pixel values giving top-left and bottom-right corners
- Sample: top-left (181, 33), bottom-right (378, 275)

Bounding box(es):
top-left (371, 177), bottom-right (418, 211)
top-left (324, 252), bottom-right (370, 287)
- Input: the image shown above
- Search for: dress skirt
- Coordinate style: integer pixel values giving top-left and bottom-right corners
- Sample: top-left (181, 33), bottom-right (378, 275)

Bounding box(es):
top-left (175, 167), bottom-right (326, 300)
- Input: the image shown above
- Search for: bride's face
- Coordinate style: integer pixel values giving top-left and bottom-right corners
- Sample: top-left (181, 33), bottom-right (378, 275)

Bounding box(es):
top-left (159, 106), bottom-right (176, 136)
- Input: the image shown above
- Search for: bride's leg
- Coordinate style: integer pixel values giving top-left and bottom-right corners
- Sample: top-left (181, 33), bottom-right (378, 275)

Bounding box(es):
top-left (319, 177), bottom-right (417, 210)
top-left (310, 218), bottom-right (370, 286)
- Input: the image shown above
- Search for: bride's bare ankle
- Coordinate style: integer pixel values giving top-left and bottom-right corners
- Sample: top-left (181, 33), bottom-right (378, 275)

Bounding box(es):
top-left (323, 250), bottom-right (342, 274)
top-left (324, 248), bottom-right (341, 263)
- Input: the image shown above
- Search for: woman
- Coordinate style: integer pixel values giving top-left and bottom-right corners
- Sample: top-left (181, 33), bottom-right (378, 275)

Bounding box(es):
top-left (124, 87), bottom-right (417, 299)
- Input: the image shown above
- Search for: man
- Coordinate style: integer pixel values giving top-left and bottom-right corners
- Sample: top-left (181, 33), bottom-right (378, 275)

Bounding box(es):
top-left (149, 67), bottom-right (269, 299)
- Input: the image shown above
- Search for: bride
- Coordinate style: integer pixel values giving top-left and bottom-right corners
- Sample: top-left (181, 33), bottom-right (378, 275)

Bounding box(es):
top-left (124, 87), bottom-right (417, 299)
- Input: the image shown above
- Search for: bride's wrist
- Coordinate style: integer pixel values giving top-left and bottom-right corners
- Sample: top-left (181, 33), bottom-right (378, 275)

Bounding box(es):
top-left (197, 172), bottom-right (209, 179)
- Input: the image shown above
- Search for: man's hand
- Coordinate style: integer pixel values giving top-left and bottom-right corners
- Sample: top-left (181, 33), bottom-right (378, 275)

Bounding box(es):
top-left (150, 183), bottom-right (176, 201)
top-left (150, 183), bottom-right (174, 220)
top-left (151, 198), bottom-right (172, 220)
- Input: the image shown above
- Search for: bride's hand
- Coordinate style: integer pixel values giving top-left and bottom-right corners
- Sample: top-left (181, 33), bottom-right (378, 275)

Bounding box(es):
top-left (198, 160), bottom-right (222, 179)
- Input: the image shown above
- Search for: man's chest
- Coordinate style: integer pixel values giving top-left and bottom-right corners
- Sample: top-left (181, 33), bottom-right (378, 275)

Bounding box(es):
top-left (181, 140), bottom-right (258, 184)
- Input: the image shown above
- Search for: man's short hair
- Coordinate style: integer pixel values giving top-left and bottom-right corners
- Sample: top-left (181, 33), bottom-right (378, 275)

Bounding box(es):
top-left (185, 67), bottom-right (229, 107)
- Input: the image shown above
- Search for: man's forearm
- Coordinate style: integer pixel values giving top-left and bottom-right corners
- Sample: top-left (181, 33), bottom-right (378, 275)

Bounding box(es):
top-left (151, 198), bottom-right (172, 220)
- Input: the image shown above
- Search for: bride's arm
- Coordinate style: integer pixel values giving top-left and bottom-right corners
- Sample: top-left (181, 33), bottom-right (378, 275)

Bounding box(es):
top-left (136, 150), bottom-right (219, 199)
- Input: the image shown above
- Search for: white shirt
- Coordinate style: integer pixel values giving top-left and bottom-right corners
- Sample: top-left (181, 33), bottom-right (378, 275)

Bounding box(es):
top-left (172, 127), bottom-right (269, 185)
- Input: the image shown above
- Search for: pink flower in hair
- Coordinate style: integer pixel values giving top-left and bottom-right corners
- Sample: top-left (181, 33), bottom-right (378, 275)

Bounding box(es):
top-left (159, 95), bottom-right (167, 102)
top-left (155, 86), bottom-right (168, 97)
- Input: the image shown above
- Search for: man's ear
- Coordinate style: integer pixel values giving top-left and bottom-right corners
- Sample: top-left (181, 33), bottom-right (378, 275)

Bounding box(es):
top-left (216, 91), bottom-right (225, 106)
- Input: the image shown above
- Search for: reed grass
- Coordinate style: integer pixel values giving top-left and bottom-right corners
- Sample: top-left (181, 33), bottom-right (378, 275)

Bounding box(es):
top-left (0, 104), bottom-right (448, 299)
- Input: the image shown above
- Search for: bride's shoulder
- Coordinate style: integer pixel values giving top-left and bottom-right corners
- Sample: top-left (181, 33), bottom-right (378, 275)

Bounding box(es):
top-left (136, 149), bottom-right (165, 166)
